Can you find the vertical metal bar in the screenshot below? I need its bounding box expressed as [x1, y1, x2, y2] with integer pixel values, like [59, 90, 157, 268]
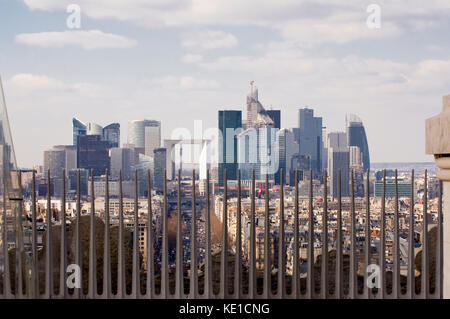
[393, 170, 400, 298]
[422, 170, 429, 298]
[379, 170, 386, 299]
[350, 170, 357, 299]
[15, 171, 24, 298]
[161, 169, 169, 298]
[263, 172, 270, 298]
[220, 169, 228, 298]
[45, 170, 53, 298]
[293, 170, 299, 299]
[437, 180, 443, 298]
[336, 169, 343, 299]
[408, 170, 415, 298]
[132, 170, 140, 298]
[75, 170, 82, 298]
[59, 170, 67, 298]
[176, 170, 183, 298]
[146, 170, 154, 299]
[31, 171, 38, 298]
[117, 171, 125, 298]
[365, 170, 371, 299]
[190, 170, 198, 298]
[103, 170, 111, 299]
[278, 169, 285, 298]
[1, 166, 9, 298]
[88, 169, 96, 299]
[204, 170, 212, 298]
[249, 170, 256, 298]
[234, 170, 242, 299]
[307, 170, 314, 299]
[321, 169, 328, 299]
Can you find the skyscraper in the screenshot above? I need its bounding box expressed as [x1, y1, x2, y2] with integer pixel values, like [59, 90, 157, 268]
[110, 147, 135, 180]
[144, 125, 161, 157]
[72, 118, 87, 146]
[328, 132, 350, 198]
[266, 110, 281, 129]
[128, 119, 161, 149]
[346, 114, 370, 172]
[295, 108, 323, 173]
[276, 129, 297, 185]
[103, 123, 120, 148]
[153, 148, 167, 190]
[43, 148, 66, 178]
[218, 110, 242, 186]
[77, 135, 110, 176]
[246, 83, 274, 129]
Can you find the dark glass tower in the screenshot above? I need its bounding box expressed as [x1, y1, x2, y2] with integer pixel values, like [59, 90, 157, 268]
[103, 123, 120, 148]
[73, 118, 87, 146]
[295, 108, 323, 173]
[218, 110, 242, 186]
[77, 135, 110, 176]
[266, 110, 281, 129]
[346, 114, 370, 172]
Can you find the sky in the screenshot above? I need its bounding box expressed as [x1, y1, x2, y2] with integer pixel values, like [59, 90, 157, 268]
[0, 0, 449, 168]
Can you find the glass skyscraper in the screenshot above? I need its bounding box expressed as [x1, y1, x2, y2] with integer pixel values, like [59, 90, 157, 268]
[103, 123, 120, 148]
[346, 114, 370, 172]
[77, 135, 110, 176]
[218, 110, 242, 186]
[295, 108, 323, 174]
[73, 118, 87, 146]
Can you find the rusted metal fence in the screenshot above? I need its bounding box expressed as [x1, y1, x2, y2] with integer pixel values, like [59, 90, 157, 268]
[0, 168, 443, 299]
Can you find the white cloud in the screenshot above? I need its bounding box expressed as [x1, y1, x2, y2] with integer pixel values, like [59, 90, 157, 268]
[15, 30, 138, 50]
[181, 30, 238, 50]
[181, 53, 203, 63]
[148, 75, 220, 90]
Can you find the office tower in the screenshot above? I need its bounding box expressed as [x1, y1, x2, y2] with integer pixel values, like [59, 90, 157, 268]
[103, 123, 120, 148]
[153, 148, 167, 190]
[87, 122, 103, 136]
[77, 135, 110, 176]
[68, 168, 89, 196]
[110, 147, 135, 180]
[128, 119, 161, 149]
[266, 110, 281, 129]
[73, 118, 87, 146]
[328, 132, 350, 198]
[349, 146, 362, 169]
[218, 110, 242, 186]
[322, 127, 328, 170]
[237, 125, 278, 181]
[52, 145, 77, 173]
[276, 129, 297, 185]
[346, 114, 370, 172]
[144, 125, 161, 157]
[43, 148, 66, 178]
[295, 108, 323, 173]
[246, 83, 274, 129]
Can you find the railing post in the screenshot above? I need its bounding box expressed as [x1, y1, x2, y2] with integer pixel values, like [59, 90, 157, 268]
[425, 94, 450, 298]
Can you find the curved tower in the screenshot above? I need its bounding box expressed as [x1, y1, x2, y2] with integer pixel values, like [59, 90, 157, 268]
[346, 114, 370, 172]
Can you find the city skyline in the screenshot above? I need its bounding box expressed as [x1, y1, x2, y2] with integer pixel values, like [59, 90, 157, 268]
[1, 1, 448, 167]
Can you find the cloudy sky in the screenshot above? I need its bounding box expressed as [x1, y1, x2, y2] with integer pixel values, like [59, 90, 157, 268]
[0, 0, 449, 168]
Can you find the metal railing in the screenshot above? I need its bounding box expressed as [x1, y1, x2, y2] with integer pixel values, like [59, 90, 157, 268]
[0, 168, 443, 299]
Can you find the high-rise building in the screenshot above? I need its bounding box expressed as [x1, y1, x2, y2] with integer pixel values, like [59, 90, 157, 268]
[276, 129, 297, 185]
[43, 148, 66, 178]
[110, 147, 135, 180]
[77, 135, 110, 176]
[246, 83, 274, 129]
[72, 118, 87, 146]
[295, 108, 323, 173]
[153, 148, 167, 190]
[103, 123, 120, 148]
[144, 125, 161, 157]
[87, 122, 103, 136]
[346, 114, 370, 172]
[128, 119, 161, 149]
[266, 110, 281, 129]
[218, 110, 242, 186]
[328, 132, 350, 198]
[349, 146, 362, 169]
